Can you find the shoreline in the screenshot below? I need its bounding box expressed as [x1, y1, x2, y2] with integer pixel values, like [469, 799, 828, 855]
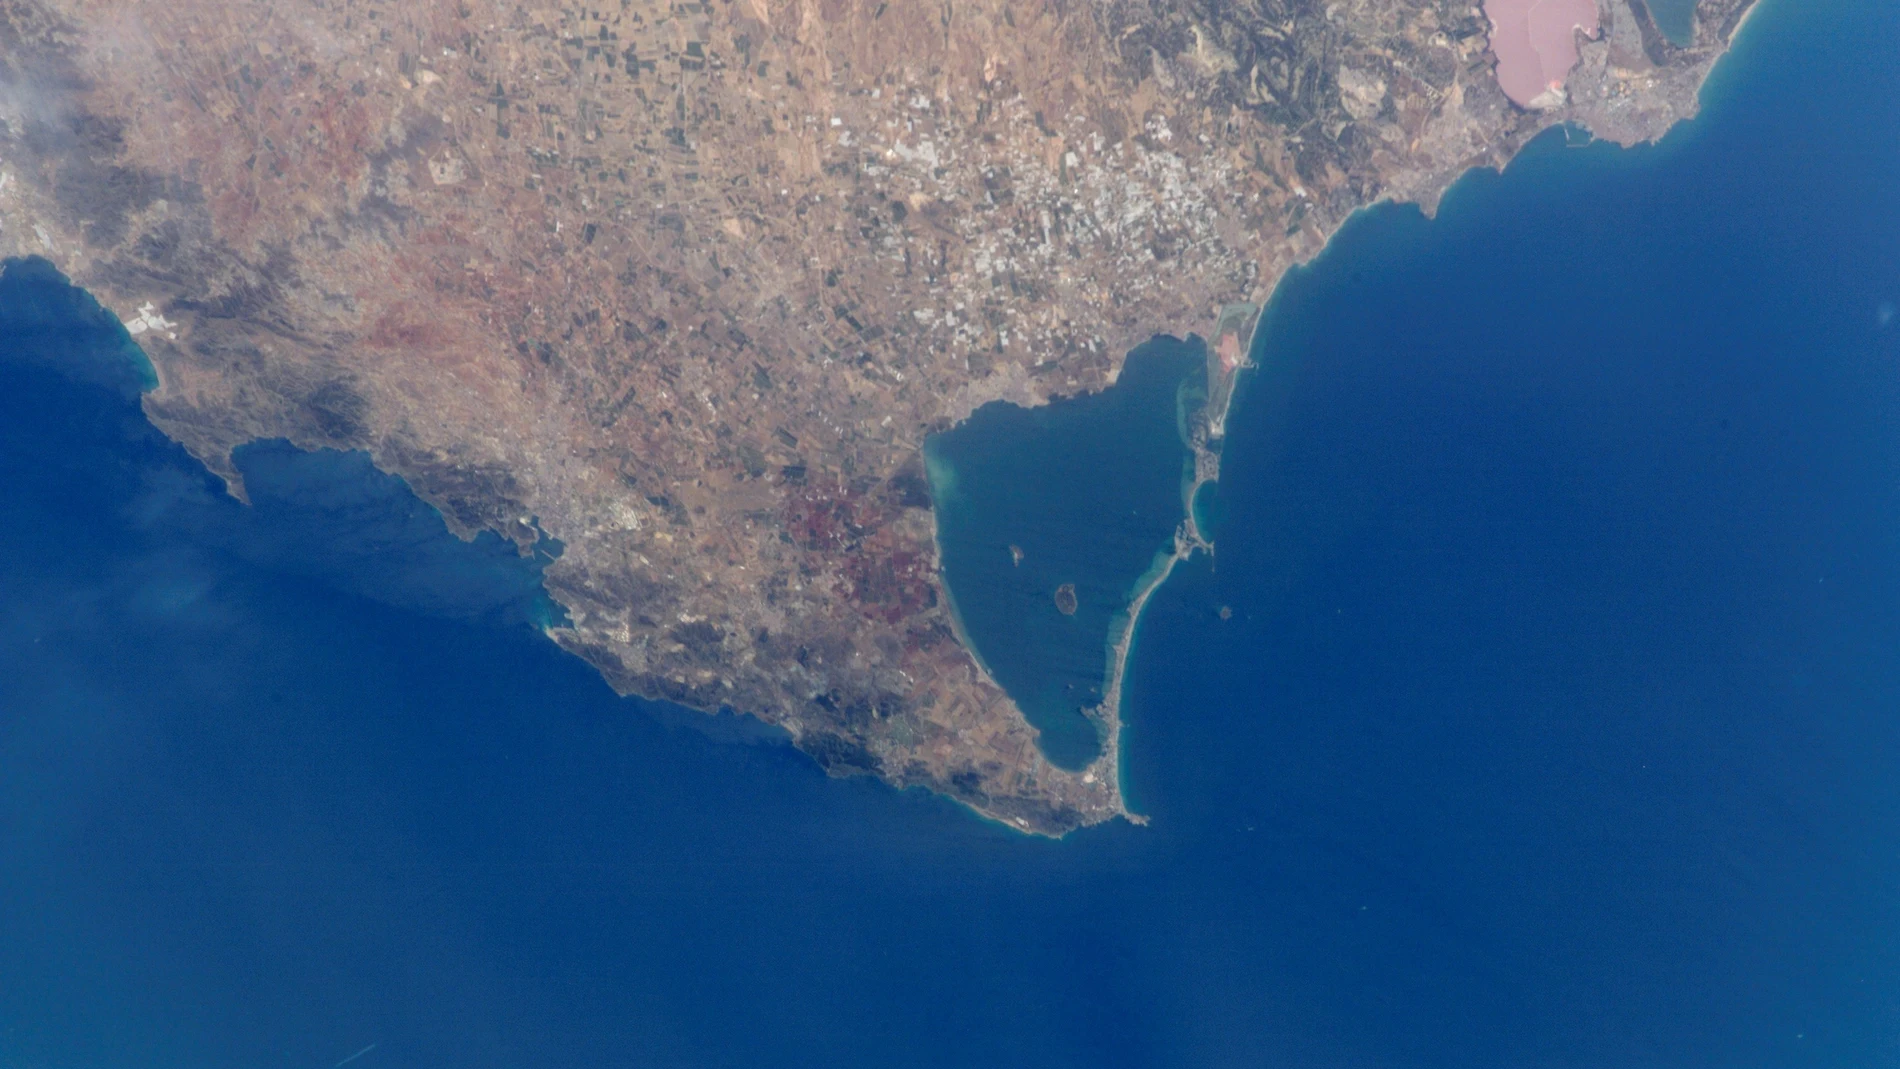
[1085, 303, 1260, 819]
[1078, 0, 1777, 823]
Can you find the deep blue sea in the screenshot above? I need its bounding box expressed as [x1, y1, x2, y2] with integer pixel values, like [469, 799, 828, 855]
[4, 0, 1898, 1064]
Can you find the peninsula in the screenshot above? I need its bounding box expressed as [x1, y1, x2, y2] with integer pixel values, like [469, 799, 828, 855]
[0, 0, 1755, 834]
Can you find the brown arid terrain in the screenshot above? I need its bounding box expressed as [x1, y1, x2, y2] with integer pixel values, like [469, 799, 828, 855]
[0, 0, 1754, 834]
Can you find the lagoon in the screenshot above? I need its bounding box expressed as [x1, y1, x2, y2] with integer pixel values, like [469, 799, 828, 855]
[925, 339, 1203, 769]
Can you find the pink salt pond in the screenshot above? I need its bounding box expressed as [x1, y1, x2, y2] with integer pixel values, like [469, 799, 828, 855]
[1484, 0, 1602, 108]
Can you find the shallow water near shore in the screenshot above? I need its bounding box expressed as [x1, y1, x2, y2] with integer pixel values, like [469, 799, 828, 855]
[4, 0, 1900, 1064]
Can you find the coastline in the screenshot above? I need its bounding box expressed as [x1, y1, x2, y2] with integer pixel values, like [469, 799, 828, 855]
[922, 341, 1204, 827]
[1075, 0, 1775, 827]
[4, 0, 1893, 1047]
[0, 0, 1763, 839]
[1087, 304, 1260, 818]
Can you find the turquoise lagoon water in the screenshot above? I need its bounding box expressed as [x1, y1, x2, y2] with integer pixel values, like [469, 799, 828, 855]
[4, 0, 1900, 1064]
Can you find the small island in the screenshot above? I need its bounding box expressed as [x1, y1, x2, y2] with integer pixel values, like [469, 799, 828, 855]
[1053, 584, 1078, 616]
